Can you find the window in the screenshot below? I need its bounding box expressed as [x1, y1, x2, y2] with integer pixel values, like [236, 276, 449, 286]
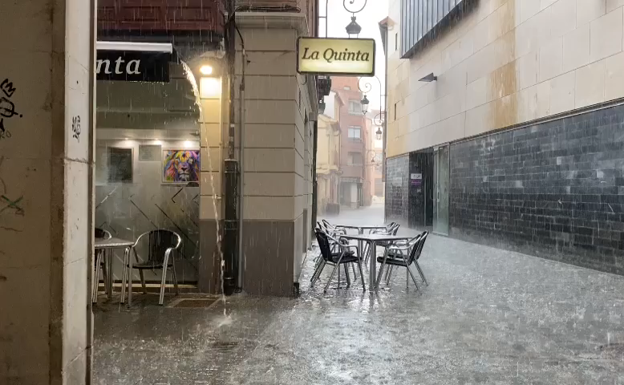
[348, 152, 363, 165]
[107, 147, 133, 183]
[401, 0, 466, 57]
[349, 100, 362, 115]
[348, 126, 361, 139]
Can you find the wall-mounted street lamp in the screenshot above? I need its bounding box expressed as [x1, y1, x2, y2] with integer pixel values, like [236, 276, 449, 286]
[346, 16, 362, 37]
[199, 65, 213, 75]
[358, 76, 386, 141]
[318, 99, 326, 114]
[360, 94, 370, 114]
[344, 0, 367, 38]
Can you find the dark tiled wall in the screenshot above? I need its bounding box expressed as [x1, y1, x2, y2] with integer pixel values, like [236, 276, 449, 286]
[450, 105, 624, 274]
[385, 155, 409, 224]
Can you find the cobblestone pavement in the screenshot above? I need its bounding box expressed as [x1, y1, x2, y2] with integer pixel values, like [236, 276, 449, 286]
[94, 204, 624, 384]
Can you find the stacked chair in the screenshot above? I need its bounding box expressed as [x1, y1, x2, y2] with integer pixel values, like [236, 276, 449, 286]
[312, 223, 365, 293]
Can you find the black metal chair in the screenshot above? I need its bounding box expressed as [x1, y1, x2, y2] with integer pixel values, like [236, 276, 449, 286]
[92, 228, 112, 302]
[321, 219, 346, 237]
[376, 231, 429, 290]
[121, 229, 182, 305]
[364, 223, 400, 264]
[311, 229, 365, 293]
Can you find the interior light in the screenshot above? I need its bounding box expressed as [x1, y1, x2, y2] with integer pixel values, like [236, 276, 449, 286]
[200, 65, 213, 75]
[200, 77, 222, 99]
[154, 139, 162, 145]
[184, 140, 195, 148]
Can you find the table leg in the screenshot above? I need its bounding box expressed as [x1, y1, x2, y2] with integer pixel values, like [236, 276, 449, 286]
[128, 250, 133, 307]
[369, 242, 377, 291]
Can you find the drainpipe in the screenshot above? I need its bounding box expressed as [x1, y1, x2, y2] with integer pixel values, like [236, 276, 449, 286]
[237, 37, 246, 291]
[311, 0, 321, 236]
[223, 0, 239, 295]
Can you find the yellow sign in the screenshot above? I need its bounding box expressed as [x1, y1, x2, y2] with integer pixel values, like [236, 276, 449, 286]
[297, 37, 376, 76]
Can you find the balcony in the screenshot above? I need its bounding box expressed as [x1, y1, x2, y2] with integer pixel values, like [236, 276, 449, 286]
[98, 0, 225, 35]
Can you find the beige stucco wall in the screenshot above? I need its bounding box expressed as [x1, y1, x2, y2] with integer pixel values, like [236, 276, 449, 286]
[1, 0, 93, 382]
[387, 0, 624, 158]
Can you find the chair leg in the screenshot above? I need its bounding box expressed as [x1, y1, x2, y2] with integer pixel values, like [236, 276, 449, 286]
[324, 263, 340, 293]
[311, 261, 326, 285]
[120, 265, 127, 304]
[101, 261, 108, 297]
[172, 257, 179, 295]
[376, 261, 387, 288]
[406, 265, 420, 291]
[159, 264, 169, 306]
[337, 263, 341, 288]
[415, 261, 428, 286]
[139, 270, 148, 294]
[343, 264, 351, 287]
[386, 266, 394, 286]
[92, 250, 103, 303]
[357, 259, 366, 291]
[351, 263, 358, 282]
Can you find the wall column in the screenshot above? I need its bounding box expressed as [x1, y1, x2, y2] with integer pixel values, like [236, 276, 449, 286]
[0, 0, 94, 383]
[235, 13, 312, 296]
[197, 65, 224, 293]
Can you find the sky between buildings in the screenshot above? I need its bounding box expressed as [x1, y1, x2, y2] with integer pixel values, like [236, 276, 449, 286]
[320, 0, 389, 110]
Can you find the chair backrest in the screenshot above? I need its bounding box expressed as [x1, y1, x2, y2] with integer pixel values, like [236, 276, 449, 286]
[390, 223, 400, 235]
[94, 228, 112, 240]
[414, 231, 428, 261]
[146, 230, 181, 263]
[315, 229, 334, 262]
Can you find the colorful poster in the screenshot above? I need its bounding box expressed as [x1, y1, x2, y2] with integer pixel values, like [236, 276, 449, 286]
[163, 150, 200, 183]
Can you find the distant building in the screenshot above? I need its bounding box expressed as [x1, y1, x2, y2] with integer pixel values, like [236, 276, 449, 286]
[316, 113, 342, 215]
[331, 77, 371, 208]
[366, 109, 385, 201]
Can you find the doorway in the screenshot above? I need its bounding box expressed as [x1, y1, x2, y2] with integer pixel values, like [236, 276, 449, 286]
[433, 145, 450, 235]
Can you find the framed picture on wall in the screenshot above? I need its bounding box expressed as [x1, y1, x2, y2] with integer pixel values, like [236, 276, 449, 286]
[162, 150, 200, 183]
[107, 147, 133, 183]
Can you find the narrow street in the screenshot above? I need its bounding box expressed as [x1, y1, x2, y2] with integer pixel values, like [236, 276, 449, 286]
[94, 204, 624, 384]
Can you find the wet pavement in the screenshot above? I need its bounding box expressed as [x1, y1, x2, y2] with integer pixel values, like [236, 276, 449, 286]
[94, 204, 624, 384]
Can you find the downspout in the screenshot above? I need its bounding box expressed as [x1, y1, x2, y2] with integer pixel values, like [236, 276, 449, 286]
[381, 23, 389, 223]
[223, 0, 239, 295]
[311, 0, 321, 234]
[237, 33, 246, 291]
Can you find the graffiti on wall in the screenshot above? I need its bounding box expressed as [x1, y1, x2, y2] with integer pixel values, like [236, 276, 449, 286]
[0, 78, 22, 140]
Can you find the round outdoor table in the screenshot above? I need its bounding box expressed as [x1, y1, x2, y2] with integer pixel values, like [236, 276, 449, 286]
[94, 237, 134, 301]
[334, 224, 388, 261]
[339, 233, 413, 291]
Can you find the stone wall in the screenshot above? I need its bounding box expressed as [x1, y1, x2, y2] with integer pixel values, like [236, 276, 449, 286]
[450, 104, 624, 275]
[385, 155, 410, 224]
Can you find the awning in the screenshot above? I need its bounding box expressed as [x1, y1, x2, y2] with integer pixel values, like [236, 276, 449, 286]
[96, 41, 201, 131]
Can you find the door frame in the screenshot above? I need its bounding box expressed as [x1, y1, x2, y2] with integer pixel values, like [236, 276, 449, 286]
[433, 144, 450, 236]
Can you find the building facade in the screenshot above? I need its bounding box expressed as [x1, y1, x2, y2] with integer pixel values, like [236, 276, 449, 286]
[366, 109, 385, 200]
[1, 1, 321, 382]
[386, 0, 624, 275]
[316, 114, 342, 215]
[331, 76, 371, 208]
